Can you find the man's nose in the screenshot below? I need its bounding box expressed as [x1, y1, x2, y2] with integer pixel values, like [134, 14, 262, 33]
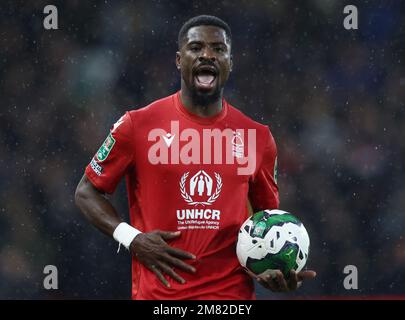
[198, 48, 216, 62]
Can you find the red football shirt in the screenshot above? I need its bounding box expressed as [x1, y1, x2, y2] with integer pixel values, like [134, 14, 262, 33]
[85, 91, 279, 300]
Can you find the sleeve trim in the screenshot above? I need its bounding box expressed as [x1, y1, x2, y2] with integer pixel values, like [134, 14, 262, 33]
[85, 162, 114, 194]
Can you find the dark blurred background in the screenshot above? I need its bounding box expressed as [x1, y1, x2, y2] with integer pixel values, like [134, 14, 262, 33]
[1, 0, 404, 299]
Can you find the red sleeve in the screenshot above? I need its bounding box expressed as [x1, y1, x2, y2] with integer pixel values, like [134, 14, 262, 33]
[248, 128, 279, 212]
[85, 112, 134, 194]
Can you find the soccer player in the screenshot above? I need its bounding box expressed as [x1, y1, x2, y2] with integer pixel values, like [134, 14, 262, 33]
[75, 15, 316, 299]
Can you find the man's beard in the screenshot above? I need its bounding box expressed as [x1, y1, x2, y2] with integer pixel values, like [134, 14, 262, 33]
[187, 81, 222, 107]
[191, 89, 221, 107]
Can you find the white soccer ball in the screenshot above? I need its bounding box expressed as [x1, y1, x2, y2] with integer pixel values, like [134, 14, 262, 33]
[236, 209, 310, 276]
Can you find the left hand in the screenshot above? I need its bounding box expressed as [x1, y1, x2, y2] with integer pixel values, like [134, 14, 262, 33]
[246, 268, 317, 292]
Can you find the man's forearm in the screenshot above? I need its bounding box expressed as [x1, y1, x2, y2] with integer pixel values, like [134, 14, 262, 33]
[75, 174, 123, 237]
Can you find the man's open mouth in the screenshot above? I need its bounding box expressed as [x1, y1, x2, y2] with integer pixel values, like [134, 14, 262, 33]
[194, 66, 218, 90]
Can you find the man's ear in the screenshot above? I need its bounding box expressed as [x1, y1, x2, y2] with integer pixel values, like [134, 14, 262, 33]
[230, 54, 233, 72]
[176, 51, 181, 70]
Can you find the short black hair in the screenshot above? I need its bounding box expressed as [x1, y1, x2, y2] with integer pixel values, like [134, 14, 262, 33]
[178, 15, 232, 49]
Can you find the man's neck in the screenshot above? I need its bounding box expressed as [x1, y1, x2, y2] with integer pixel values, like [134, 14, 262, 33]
[180, 86, 223, 118]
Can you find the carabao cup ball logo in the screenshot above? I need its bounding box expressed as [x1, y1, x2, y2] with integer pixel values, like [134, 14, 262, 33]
[236, 209, 310, 277]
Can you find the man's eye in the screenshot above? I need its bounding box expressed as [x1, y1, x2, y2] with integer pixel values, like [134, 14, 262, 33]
[190, 46, 200, 52]
[214, 47, 225, 53]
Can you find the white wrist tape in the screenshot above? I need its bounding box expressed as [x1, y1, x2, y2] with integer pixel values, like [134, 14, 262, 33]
[113, 222, 142, 251]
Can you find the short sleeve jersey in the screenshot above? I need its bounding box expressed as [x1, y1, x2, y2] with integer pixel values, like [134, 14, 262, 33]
[85, 91, 279, 300]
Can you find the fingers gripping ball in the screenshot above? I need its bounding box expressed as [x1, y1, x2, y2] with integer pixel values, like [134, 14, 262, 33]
[236, 209, 310, 278]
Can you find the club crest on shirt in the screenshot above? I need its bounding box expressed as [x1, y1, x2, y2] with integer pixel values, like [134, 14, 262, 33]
[96, 133, 116, 162]
[232, 132, 244, 159]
